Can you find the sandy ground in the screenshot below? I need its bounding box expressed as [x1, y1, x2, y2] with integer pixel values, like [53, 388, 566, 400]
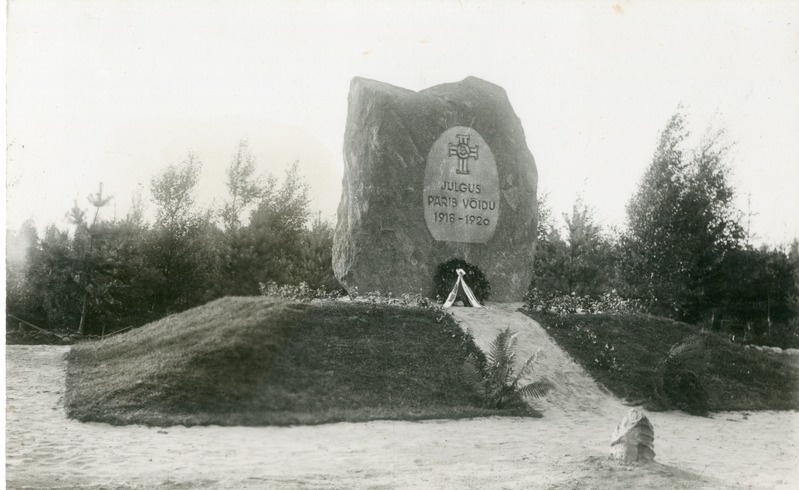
[6, 304, 799, 489]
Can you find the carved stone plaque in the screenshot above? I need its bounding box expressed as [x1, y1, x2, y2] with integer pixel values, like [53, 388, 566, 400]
[423, 126, 500, 243]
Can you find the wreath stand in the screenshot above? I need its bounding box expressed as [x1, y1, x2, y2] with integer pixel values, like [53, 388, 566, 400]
[442, 268, 483, 308]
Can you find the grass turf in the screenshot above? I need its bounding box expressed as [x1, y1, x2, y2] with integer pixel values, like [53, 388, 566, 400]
[65, 297, 538, 426]
[523, 311, 799, 412]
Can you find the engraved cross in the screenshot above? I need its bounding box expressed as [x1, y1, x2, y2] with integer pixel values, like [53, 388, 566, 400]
[449, 134, 479, 175]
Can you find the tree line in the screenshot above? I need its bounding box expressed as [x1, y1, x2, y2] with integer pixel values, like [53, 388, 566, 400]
[7, 112, 799, 345]
[6, 140, 339, 336]
[531, 111, 798, 346]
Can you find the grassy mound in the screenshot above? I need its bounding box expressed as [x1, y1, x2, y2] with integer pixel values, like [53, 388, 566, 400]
[523, 311, 799, 412]
[66, 297, 537, 426]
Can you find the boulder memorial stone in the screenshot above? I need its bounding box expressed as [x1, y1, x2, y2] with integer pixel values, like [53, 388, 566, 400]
[333, 77, 537, 301]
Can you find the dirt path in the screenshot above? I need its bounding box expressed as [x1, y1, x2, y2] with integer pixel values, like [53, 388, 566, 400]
[451, 304, 799, 485]
[450, 303, 622, 418]
[6, 306, 799, 489]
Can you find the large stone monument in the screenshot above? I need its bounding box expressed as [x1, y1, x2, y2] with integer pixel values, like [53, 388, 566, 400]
[333, 77, 537, 302]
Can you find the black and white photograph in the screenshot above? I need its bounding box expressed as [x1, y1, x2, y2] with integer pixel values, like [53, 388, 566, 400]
[5, 1, 799, 488]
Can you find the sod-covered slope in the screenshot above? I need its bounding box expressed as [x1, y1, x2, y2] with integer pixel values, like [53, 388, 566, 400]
[524, 311, 799, 411]
[66, 297, 533, 426]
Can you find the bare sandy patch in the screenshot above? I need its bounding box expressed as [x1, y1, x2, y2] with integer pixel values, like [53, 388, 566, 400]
[6, 305, 798, 488]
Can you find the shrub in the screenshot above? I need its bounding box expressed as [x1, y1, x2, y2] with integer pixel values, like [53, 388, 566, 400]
[562, 322, 623, 374]
[524, 288, 641, 316]
[258, 281, 343, 301]
[353, 289, 435, 308]
[434, 258, 491, 306]
[461, 328, 552, 409]
[261, 282, 438, 310]
[773, 318, 799, 349]
[659, 335, 709, 415]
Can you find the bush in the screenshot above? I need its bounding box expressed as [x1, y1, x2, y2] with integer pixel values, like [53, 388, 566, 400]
[260, 282, 437, 310]
[258, 281, 343, 302]
[772, 318, 799, 349]
[461, 328, 552, 409]
[346, 288, 436, 309]
[658, 335, 709, 415]
[524, 288, 641, 316]
[434, 258, 491, 306]
[713, 317, 799, 350]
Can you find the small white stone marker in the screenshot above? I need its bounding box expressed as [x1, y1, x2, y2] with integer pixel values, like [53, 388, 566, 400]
[610, 408, 655, 463]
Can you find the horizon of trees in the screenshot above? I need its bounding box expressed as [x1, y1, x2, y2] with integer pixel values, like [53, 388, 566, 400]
[7, 113, 799, 346]
[6, 139, 340, 336]
[531, 111, 798, 346]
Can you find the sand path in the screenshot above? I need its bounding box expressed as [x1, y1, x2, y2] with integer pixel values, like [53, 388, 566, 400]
[450, 303, 622, 417]
[6, 305, 799, 489]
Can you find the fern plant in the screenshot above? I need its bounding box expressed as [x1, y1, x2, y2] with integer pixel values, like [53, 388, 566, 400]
[462, 328, 553, 409]
[657, 334, 709, 415]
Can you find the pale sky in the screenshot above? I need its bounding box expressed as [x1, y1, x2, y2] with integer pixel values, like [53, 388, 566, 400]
[6, 0, 799, 246]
